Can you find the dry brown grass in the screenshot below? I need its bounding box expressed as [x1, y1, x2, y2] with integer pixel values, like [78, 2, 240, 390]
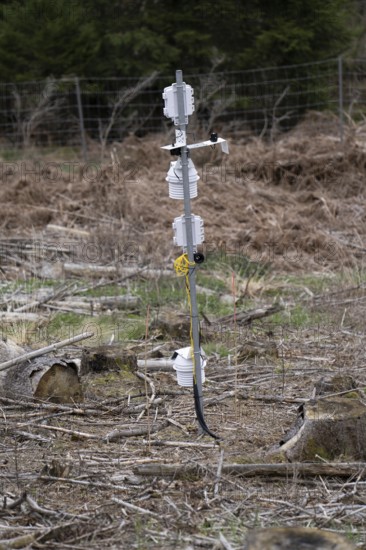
[1, 114, 366, 273]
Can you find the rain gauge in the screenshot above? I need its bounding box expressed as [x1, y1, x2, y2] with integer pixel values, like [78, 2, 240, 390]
[162, 70, 229, 438]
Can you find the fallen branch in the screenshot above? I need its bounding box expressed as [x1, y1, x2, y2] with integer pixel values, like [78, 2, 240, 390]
[134, 462, 366, 479]
[17, 422, 99, 440]
[135, 370, 156, 404]
[142, 439, 216, 449]
[0, 332, 94, 372]
[6, 419, 172, 443]
[214, 449, 225, 497]
[0, 312, 44, 322]
[25, 493, 90, 520]
[14, 283, 72, 313]
[219, 532, 234, 550]
[13, 430, 52, 443]
[112, 496, 158, 517]
[217, 304, 283, 325]
[105, 420, 169, 442]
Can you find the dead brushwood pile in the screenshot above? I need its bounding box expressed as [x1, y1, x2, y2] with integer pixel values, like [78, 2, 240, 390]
[2, 115, 366, 548]
[0, 113, 366, 273]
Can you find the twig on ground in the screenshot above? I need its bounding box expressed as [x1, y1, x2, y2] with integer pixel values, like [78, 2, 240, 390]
[214, 449, 225, 497]
[104, 421, 169, 442]
[112, 496, 158, 517]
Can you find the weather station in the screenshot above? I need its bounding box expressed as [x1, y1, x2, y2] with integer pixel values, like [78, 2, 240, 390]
[162, 70, 229, 438]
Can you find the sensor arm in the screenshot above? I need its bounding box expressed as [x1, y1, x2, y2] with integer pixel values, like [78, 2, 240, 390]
[161, 136, 229, 154]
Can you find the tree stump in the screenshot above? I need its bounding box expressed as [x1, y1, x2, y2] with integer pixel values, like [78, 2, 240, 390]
[150, 310, 191, 340]
[236, 339, 278, 361]
[313, 374, 360, 397]
[278, 396, 366, 462]
[243, 527, 355, 550]
[0, 339, 83, 403]
[2, 357, 82, 403]
[80, 345, 137, 375]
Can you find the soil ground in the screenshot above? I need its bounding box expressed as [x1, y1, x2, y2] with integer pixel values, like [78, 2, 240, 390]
[1, 114, 366, 548]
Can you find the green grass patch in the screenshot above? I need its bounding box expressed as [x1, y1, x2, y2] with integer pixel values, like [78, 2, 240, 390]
[203, 342, 230, 357]
[197, 292, 234, 317]
[44, 312, 146, 346]
[197, 273, 228, 292]
[269, 304, 330, 330]
[0, 277, 57, 296]
[203, 250, 268, 279]
[133, 276, 183, 308]
[78, 284, 128, 298]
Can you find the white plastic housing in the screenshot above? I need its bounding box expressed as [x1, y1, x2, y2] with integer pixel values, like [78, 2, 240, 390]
[172, 346, 206, 387]
[166, 157, 199, 199]
[162, 83, 194, 125]
[172, 214, 204, 249]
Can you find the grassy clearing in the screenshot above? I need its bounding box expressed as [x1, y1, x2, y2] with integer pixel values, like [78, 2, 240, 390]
[1, 265, 363, 352]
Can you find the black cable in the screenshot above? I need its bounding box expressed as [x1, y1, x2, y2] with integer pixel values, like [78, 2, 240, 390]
[185, 263, 220, 439]
[193, 382, 220, 440]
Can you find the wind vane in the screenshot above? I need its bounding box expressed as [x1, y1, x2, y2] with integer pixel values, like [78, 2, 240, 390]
[162, 70, 229, 438]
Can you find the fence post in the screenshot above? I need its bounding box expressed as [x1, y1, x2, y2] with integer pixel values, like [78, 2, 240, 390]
[338, 56, 344, 144]
[75, 77, 88, 162]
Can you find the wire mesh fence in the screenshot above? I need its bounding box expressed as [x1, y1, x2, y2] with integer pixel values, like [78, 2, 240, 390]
[0, 57, 364, 157]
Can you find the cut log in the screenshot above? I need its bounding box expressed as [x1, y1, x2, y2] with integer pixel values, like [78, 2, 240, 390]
[43, 295, 139, 312]
[243, 527, 355, 550]
[0, 338, 83, 403]
[277, 396, 366, 462]
[80, 345, 137, 375]
[2, 357, 82, 403]
[63, 263, 118, 278]
[105, 420, 169, 442]
[217, 304, 283, 325]
[133, 461, 366, 479]
[0, 312, 44, 322]
[96, 295, 140, 310]
[63, 263, 172, 279]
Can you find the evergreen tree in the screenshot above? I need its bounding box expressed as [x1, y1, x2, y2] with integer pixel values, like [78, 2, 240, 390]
[0, 0, 358, 80]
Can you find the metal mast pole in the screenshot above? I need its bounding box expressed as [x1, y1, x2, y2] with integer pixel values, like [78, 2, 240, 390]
[175, 69, 204, 417]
